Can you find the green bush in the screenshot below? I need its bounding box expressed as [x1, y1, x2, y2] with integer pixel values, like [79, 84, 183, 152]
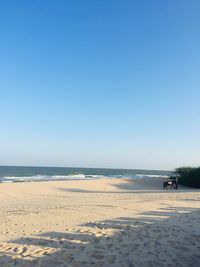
[176, 167, 200, 188]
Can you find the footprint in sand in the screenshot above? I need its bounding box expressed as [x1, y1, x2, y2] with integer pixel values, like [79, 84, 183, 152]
[107, 254, 116, 264]
[106, 243, 113, 249]
[91, 253, 105, 260]
[0, 243, 12, 251]
[33, 247, 55, 257]
[13, 246, 27, 256]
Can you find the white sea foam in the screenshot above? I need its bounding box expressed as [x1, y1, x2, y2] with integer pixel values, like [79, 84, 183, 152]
[2, 175, 50, 182]
[1, 174, 99, 183]
[0, 173, 170, 183]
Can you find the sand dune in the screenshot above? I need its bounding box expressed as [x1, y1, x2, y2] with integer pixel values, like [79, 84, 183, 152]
[0, 178, 200, 266]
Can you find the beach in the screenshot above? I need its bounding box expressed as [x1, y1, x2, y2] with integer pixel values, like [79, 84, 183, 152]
[0, 178, 200, 266]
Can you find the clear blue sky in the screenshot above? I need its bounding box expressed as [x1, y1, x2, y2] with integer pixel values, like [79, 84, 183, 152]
[0, 0, 200, 170]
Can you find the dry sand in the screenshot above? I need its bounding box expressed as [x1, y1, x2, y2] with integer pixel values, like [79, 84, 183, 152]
[0, 177, 200, 267]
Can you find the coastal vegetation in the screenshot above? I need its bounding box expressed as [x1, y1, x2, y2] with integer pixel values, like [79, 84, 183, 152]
[176, 167, 200, 188]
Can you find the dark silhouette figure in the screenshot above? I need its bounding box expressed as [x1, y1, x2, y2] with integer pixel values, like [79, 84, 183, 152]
[163, 179, 178, 190]
[163, 181, 172, 190]
[171, 180, 178, 190]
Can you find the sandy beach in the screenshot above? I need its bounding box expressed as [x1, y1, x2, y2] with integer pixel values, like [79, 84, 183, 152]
[0, 177, 200, 267]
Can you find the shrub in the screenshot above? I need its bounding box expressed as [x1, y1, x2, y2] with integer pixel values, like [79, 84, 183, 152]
[176, 167, 200, 188]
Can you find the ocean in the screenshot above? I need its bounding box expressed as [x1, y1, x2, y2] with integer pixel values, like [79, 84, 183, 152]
[0, 166, 173, 183]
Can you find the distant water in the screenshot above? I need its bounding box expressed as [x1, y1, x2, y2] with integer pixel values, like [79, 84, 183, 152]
[0, 166, 173, 183]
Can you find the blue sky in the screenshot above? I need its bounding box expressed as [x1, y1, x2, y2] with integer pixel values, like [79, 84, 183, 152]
[0, 0, 200, 170]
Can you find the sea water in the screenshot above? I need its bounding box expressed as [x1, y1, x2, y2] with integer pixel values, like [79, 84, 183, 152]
[0, 166, 173, 183]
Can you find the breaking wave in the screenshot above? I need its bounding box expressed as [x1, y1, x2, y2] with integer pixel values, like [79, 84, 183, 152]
[0, 172, 170, 183]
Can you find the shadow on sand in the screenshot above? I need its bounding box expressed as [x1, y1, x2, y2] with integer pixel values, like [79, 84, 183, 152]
[0, 205, 200, 266]
[56, 178, 200, 194]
